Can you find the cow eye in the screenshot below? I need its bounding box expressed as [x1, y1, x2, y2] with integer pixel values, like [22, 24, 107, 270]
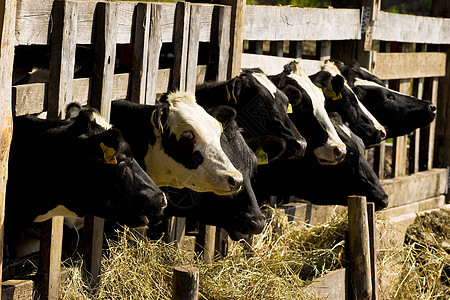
[385, 95, 395, 102]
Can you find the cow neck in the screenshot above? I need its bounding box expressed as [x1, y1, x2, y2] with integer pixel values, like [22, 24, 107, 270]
[196, 81, 237, 110]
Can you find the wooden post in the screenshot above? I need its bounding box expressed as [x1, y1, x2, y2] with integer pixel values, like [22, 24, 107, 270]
[145, 4, 163, 105]
[172, 266, 199, 300]
[270, 41, 283, 57]
[0, 0, 16, 293]
[84, 2, 118, 286]
[172, 2, 190, 92]
[347, 196, 372, 300]
[289, 41, 302, 58]
[249, 40, 263, 55]
[367, 202, 378, 300]
[185, 4, 202, 92]
[227, 0, 245, 78]
[208, 5, 231, 82]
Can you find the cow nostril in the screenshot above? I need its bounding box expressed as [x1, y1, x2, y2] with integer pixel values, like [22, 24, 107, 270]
[228, 176, 236, 187]
[379, 130, 386, 140]
[429, 104, 437, 113]
[161, 192, 168, 209]
[333, 147, 346, 160]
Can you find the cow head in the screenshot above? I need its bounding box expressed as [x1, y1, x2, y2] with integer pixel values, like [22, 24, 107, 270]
[162, 105, 266, 241]
[317, 60, 386, 148]
[333, 60, 436, 138]
[269, 61, 347, 165]
[37, 103, 167, 228]
[196, 69, 307, 162]
[145, 91, 243, 195]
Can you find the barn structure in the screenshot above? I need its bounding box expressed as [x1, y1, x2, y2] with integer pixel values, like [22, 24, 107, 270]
[0, 0, 450, 299]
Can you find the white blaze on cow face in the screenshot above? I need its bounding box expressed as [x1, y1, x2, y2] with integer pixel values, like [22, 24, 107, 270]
[288, 62, 346, 165]
[252, 72, 277, 98]
[146, 91, 243, 195]
[322, 61, 386, 136]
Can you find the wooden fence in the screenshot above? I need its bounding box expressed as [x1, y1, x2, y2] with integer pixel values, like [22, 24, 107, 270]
[0, 0, 449, 299]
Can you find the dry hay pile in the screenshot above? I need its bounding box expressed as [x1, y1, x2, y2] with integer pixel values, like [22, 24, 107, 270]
[377, 209, 450, 299]
[60, 207, 347, 299]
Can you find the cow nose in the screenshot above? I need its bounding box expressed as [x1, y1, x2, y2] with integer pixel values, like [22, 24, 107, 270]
[294, 139, 307, 157]
[228, 174, 243, 192]
[161, 192, 168, 210]
[245, 215, 266, 234]
[333, 147, 346, 161]
[429, 104, 437, 113]
[379, 129, 386, 140]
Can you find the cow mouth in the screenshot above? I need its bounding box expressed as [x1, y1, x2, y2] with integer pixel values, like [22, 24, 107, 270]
[138, 215, 150, 226]
[317, 158, 342, 165]
[232, 230, 250, 240]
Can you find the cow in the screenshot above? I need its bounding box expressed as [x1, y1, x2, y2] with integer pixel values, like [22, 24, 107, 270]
[252, 112, 388, 211]
[162, 105, 266, 240]
[195, 68, 307, 162]
[268, 60, 347, 165]
[312, 60, 387, 148]
[330, 60, 436, 138]
[110, 91, 243, 195]
[5, 105, 168, 256]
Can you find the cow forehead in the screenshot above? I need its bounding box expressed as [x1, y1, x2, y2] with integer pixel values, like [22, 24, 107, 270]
[287, 73, 324, 103]
[91, 111, 112, 129]
[354, 78, 383, 88]
[251, 72, 277, 98]
[321, 61, 341, 77]
[167, 100, 222, 139]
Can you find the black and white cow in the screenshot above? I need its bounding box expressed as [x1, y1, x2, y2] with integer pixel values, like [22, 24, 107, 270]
[252, 112, 388, 211]
[313, 60, 387, 148]
[162, 106, 266, 240]
[331, 60, 436, 138]
[195, 69, 307, 162]
[110, 91, 243, 195]
[6, 106, 167, 237]
[268, 61, 347, 165]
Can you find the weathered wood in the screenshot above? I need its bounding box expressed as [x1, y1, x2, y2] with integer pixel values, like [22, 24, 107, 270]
[419, 78, 439, 170]
[270, 41, 283, 57]
[367, 202, 378, 300]
[381, 168, 447, 208]
[319, 41, 331, 61]
[372, 142, 386, 179]
[208, 5, 231, 81]
[2, 279, 34, 299]
[185, 4, 202, 92]
[244, 6, 360, 41]
[305, 268, 348, 300]
[0, 0, 16, 292]
[227, 0, 246, 78]
[198, 224, 216, 263]
[47, 0, 77, 119]
[377, 195, 445, 220]
[347, 195, 372, 300]
[172, 2, 190, 92]
[172, 266, 199, 300]
[241, 53, 322, 75]
[372, 11, 450, 45]
[37, 216, 64, 300]
[249, 40, 264, 55]
[289, 41, 302, 58]
[166, 217, 186, 246]
[144, 4, 163, 105]
[90, 2, 117, 121]
[130, 3, 150, 104]
[373, 52, 446, 80]
[82, 215, 104, 286]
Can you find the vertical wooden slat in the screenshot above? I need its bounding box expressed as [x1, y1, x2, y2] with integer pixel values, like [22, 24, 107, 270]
[270, 41, 283, 57]
[85, 1, 118, 286]
[367, 202, 378, 300]
[172, 2, 190, 92]
[348, 195, 372, 300]
[47, 0, 77, 119]
[227, 0, 246, 78]
[289, 41, 302, 58]
[131, 3, 150, 104]
[145, 4, 163, 105]
[166, 217, 186, 247]
[248, 40, 263, 55]
[210, 5, 231, 81]
[372, 142, 385, 179]
[185, 4, 202, 92]
[420, 78, 439, 170]
[319, 41, 331, 61]
[172, 266, 199, 300]
[0, 0, 16, 294]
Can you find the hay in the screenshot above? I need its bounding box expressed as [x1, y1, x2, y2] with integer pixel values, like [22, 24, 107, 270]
[377, 209, 450, 299]
[60, 207, 348, 299]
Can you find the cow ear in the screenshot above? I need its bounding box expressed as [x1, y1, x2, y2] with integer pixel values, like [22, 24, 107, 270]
[151, 101, 169, 133]
[309, 71, 332, 90]
[330, 74, 345, 95]
[225, 76, 241, 104]
[208, 105, 237, 127]
[89, 129, 121, 164]
[65, 102, 82, 119]
[282, 85, 302, 107]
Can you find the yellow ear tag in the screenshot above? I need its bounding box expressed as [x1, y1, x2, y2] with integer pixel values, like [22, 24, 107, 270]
[255, 147, 269, 165]
[225, 85, 237, 104]
[100, 142, 117, 165]
[324, 84, 342, 101]
[286, 103, 293, 114]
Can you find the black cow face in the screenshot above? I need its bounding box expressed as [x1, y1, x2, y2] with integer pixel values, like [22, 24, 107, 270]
[352, 81, 436, 138]
[65, 104, 167, 227]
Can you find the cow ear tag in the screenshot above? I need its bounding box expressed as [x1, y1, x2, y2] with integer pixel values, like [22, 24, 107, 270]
[100, 142, 117, 164]
[225, 85, 237, 104]
[255, 147, 269, 165]
[324, 84, 343, 101]
[286, 103, 293, 114]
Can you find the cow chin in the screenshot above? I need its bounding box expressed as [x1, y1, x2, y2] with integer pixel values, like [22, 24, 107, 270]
[230, 230, 250, 241]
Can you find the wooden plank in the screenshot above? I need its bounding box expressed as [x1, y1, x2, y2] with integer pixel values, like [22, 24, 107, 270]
[372, 11, 450, 44]
[241, 53, 322, 75]
[305, 268, 348, 300]
[82, 215, 105, 287]
[367, 203, 378, 300]
[47, 0, 77, 119]
[373, 52, 446, 79]
[249, 40, 264, 55]
[90, 2, 117, 121]
[2, 279, 34, 299]
[208, 5, 231, 81]
[381, 168, 447, 208]
[227, 0, 246, 78]
[166, 217, 186, 246]
[347, 196, 372, 300]
[244, 6, 360, 41]
[377, 195, 445, 220]
[270, 41, 283, 57]
[372, 142, 386, 179]
[289, 41, 302, 58]
[37, 216, 64, 300]
[172, 2, 190, 92]
[172, 266, 199, 300]
[185, 4, 202, 92]
[319, 41, 331, 61]
[144, 4, 163, 105]
[0, 0, 16, 292]
[130, 3, 150, 104]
